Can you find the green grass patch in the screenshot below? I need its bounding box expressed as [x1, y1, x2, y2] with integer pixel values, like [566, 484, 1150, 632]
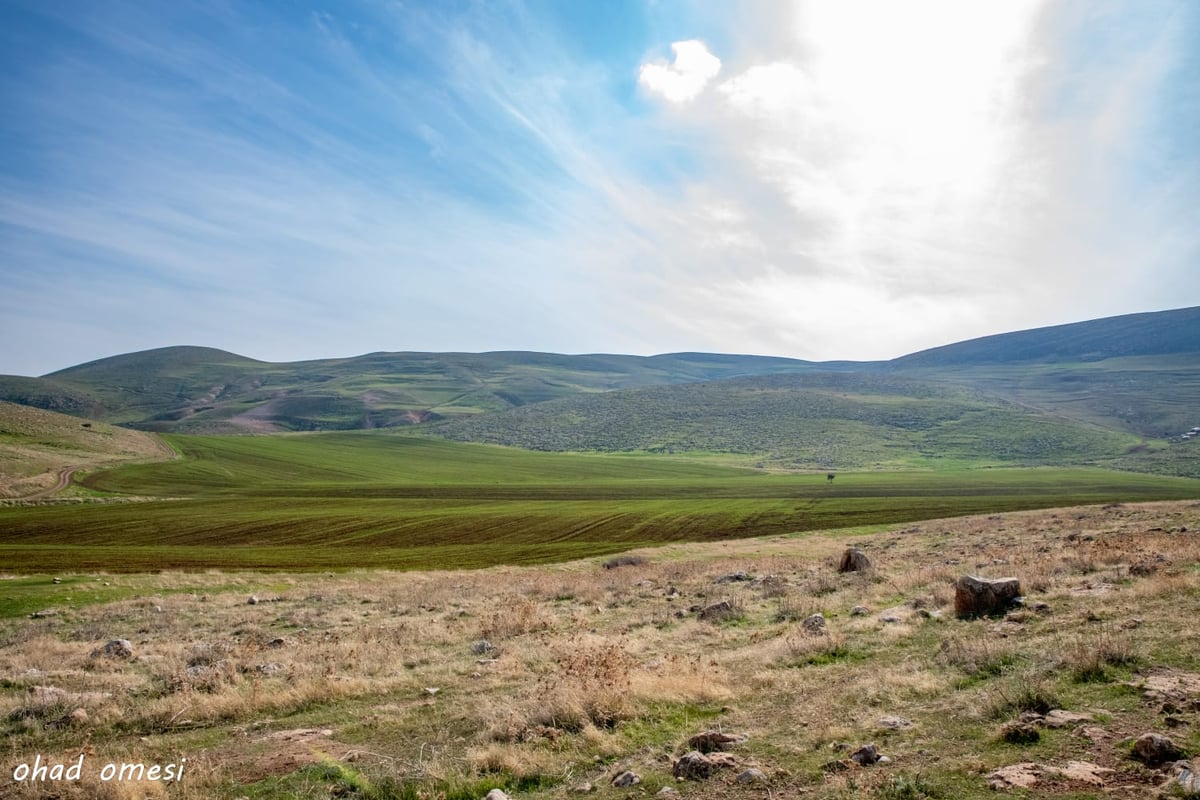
[0, 434, 1195, 575]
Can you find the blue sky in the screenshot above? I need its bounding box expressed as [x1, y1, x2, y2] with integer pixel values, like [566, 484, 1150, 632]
[1, 0, 1197, 376]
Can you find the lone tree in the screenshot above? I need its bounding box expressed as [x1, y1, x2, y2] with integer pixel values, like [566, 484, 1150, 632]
[826, 473, 836, 483]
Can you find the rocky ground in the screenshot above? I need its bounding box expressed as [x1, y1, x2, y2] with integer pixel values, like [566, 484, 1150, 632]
[1, 500, 1199, 799]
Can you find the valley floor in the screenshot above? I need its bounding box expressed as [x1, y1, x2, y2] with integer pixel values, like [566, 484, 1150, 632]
[2, 501, 1199, 799]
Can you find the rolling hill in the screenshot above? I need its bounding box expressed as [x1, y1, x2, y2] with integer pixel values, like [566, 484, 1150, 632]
[0, 306, 1196, 473]
[0, 347, 820, 433]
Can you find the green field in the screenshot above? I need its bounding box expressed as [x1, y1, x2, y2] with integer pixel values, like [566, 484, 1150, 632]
[1, 433, 1197, 575]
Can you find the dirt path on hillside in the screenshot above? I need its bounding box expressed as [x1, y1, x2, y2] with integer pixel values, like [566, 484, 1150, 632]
[4, 432, 178, 502]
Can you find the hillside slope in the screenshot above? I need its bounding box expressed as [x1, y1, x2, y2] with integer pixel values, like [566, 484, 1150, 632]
[429, 372, 1142, 470]
[892, 305, 1200, 367]
[0, 349, 819, 432]
[0, 401, 171, 499]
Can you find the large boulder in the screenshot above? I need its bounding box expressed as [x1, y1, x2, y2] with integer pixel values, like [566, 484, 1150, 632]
[1132, 732, 1183, 766]
[954, 576, 1021, 618]
[838, 548, 872, 573]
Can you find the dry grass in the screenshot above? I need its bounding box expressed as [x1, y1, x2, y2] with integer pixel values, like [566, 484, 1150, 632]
[2, 500, 1199, 799]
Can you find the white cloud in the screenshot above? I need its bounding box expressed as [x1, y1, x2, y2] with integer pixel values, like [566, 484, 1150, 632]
[638, 40, 721, 104]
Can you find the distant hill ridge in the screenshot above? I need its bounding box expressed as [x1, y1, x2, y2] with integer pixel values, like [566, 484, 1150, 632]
[0, 306, 1196, 446]
[893, 306, 1200, 367]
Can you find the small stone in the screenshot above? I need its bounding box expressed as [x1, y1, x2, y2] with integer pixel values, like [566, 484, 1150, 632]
[877, 715, 913, 731]
[256, 663, 283, 675]
[611, 770, 640, 787]
[52, 577, 62, 584]
[850, 605, 869, 616]
[471, 640, 496, 655]
[247, 595, 259, 605]
[65, 708, 88, 726]
[673, 751, 736, 780]
[1000, 721, 1041, 744]
[1132, 732, 1182, 766]
[850, 744, 881, 765]
[688, 730, 748, 753]
[94, 639, 133, 659]
[29, 609, 59, 619]
[736, 768, 767, 784]
[698, 601, 735, 622]
[656, 788, 680, 798]
[423, 687, 440, 696]
[802, 613, 827, 635]
[572, 782, 594, 793]
[715, 571, 751, 583]
[483, 790, 510, 800]
[1043, 709, 1094, 728]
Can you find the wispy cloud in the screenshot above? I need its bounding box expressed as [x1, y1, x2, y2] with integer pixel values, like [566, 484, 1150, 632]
[0, 0, 1196, 374]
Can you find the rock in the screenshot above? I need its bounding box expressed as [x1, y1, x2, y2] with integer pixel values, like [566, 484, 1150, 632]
[1166, 760, 1200, 795]
[673, 751, 737, 779]
[849, 744, 882, 766]
[423, 687, 440, 696]
[698, 601, 735, 622]
[879, 614, 903, 624]
[838, 548, 872, 573]
[266, 637, 286, 648]
[471, 640, 496, 655]
[802, 613, 827, 635]
[736, 768, 767, 784]
[52, 577, 62, 584]
[65, 707, 88, 726]
[1000, 721, 1041, 744]
[1132, 732, 1183, 766]
[483, 790, 510, 800]
[28, 685, 69, 704]
[877, 715, 913, 731]
[1077, 726, 1110, 743]
[850, 605, 870, 616]
[987, 762, 1041, 790]
[610, 770, 640, 787]
[572, 782, 594, 793]
[656, 788, 680, 798]
[953, 575, 1022, 618]
[688, 730, 748, 753]
[29, 609, 59, 619]
[93, 639, 133, 659]
[715, 571, 751, 583]
[1043, 709, 1094, 728]
[1054, 761, 1113, 786]
[256, 663, 283, 675]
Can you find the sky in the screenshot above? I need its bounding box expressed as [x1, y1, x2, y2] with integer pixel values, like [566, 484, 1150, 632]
[1, 0, 1198, 376]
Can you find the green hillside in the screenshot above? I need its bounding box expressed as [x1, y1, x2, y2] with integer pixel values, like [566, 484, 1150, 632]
[429, 372, 1144, 470]
[0, 348, 818, 432]
[0, 308, 1195, 475]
